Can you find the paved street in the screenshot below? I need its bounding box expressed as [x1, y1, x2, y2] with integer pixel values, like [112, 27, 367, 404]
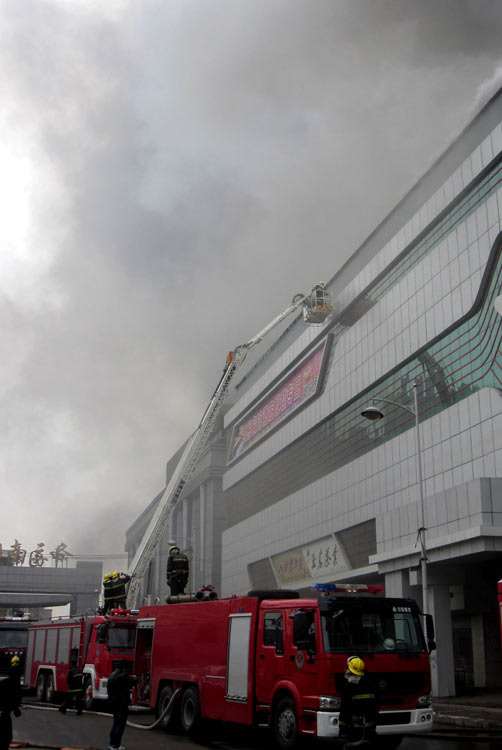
[10, 704, 501, 750]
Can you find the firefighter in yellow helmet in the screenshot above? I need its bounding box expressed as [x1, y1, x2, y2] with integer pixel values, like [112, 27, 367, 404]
[110, 571, 130, 609]
[338, 656, 378, 745]
[166, 544, 189, 596]
[0, 656, 22, 748]
[103, 573, 114, 613]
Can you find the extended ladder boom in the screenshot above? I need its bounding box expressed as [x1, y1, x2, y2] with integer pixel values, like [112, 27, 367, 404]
[126, 284, 332, 608]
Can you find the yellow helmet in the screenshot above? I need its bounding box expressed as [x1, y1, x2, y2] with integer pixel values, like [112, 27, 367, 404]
[11, 656, 20, 666]
[112, 571, 119, 578]
[348, 656, 365, 676]
[104, 573, 111, 581]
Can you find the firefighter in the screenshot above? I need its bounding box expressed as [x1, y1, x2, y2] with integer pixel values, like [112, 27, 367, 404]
[0, 658, 22, 750]
[106, 659, 137, 750]
[103, 573, 114, 613]
[338, 656, 378, 745]
[9, 656, 21, 695]
[58, 660, 84, 715]
[111, 571, 130, 609]
[166, 545, 189, 595]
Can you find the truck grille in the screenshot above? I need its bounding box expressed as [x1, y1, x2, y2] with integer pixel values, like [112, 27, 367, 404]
[335, 671, 425, 699]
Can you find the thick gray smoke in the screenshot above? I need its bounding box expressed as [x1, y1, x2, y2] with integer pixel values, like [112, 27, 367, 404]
[0, 0, 501, 556]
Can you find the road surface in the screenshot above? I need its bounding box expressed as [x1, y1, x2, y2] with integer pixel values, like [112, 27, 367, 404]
[11, 704, 501, 750]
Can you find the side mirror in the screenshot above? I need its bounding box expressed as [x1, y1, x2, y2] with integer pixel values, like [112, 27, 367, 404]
[425, 614, 436, 652]
[97, 623, 107, 644]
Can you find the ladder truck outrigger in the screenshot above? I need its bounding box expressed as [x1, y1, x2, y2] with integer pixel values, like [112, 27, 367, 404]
[125, 283, 333, 609]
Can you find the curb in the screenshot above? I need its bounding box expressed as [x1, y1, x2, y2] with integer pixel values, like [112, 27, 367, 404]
[433, 703, 502, 730]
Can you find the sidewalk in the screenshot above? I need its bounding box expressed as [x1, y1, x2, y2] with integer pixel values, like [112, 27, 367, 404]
[433, 689, 502, 730]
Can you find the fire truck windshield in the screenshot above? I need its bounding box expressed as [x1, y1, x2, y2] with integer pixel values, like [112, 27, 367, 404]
[107, 627, 136, 650]
[0, 629, 28, 648]
[320, 599, 426, 655]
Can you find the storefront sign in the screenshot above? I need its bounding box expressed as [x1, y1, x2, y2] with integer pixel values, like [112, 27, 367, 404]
[228, 336, 331, 462]
[271, 534, 350, 588]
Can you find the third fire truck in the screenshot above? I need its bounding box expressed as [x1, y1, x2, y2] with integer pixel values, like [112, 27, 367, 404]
[0, 613, 37, 685]
[133, 586, 435, 749]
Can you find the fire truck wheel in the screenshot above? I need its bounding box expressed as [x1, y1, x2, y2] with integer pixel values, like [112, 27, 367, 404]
[273, 696, 298, 750]
[180, 686, 201, 735]
[83, 677, 95, 710]
[45, 674, 55, 703]
[158, 685, 179, 731]
[36, 673, 46, 702]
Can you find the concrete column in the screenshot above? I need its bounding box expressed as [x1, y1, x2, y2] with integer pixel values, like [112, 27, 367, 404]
[471, 614, 486, 688]
[182, 500, 190, 590]
[428, 584, 456, 697]
[384, 570, 414, 599]
[200, 484, 206, 576]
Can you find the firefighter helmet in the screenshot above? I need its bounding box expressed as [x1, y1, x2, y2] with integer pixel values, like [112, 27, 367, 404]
[169, 545, 180, 553]
[348, 657, 365, 676]
[112, 571, 119, 579]
[103, 573, 111, 581]
[11, 656, 20, 666]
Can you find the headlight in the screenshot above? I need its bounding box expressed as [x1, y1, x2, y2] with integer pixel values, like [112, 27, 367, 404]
[319, 695, 341, 710]
[417, 693, 432, 707]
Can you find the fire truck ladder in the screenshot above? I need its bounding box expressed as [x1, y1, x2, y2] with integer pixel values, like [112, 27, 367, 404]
[126, 284, 333, 609]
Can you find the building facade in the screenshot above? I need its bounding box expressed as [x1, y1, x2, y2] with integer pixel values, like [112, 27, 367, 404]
[127, 89, 502, 697]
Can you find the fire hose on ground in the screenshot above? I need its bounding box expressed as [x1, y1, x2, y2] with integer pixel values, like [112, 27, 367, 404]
[126, 687, 180, 729]
[22, 687, 180, 731]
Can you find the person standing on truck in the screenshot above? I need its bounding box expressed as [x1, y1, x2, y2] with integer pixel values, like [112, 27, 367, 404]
[0, 660, 22, 750]
[103, 573, 114, 612]
[166, 545, 189, 595]
[107, 659, 137, 750]
[338, 656, 378, 745]
[58, 660, 84, 715]
[111, 572, 130, 609]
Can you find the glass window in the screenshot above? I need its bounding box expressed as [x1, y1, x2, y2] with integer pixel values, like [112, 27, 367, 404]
[34, 629, 46, 662]
[0, 629, 28, 648]
[263, 612, 283, 652]
[57, 628, 71, 664]
[46, 629, 57, 662]
[107, 626, 136, 650]
[321, 600, 425, 655]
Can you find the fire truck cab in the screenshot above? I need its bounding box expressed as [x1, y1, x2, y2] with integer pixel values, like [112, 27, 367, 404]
[0, 613, 37, 685]
[25, 609, 137, 708]
[134, 589, 434, 749]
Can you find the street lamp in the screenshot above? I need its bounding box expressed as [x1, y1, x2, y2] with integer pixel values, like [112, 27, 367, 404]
[361, 382, 428, 614]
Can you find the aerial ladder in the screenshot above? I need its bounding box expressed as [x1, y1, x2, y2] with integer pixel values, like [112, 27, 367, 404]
[126, 283, 333, 608]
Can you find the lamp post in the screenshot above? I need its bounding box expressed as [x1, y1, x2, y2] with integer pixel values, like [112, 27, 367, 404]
[361, 382, 428, 614]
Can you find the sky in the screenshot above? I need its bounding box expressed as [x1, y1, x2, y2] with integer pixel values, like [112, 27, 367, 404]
[1, 0, 502, 564]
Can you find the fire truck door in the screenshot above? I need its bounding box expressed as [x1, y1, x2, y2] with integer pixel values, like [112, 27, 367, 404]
[224, 613, 254, 724]
[255, 610, 288, 706]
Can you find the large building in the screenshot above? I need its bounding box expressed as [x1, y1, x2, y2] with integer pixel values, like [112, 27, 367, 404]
[126, 88, 502, 697]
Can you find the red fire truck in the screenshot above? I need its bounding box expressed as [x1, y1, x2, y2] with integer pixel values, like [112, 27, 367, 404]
[133, 587, 435, 749]
[24, 608, 137, 708]
[0, 613, 37, 685]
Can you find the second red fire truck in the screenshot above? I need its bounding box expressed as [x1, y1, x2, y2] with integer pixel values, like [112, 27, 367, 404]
[133, 586, 435, 749]
[24, 609, 137, 708]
